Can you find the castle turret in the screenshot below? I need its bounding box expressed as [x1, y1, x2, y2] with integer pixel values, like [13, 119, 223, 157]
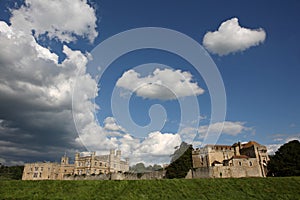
[110, 149, 115, 155]
[116, 150, 121, 158]
[61, 154, 69, 165]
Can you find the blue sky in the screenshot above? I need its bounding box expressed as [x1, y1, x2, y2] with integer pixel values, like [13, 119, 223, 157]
[0, 0, 299, 165]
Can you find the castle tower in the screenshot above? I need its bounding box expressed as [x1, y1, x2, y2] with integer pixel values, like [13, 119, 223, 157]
[61, 154, 69, 165]
[116, 150, 121, 158]
[109, 149, 116, 172]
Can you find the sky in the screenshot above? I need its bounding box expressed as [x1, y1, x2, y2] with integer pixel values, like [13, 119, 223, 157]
[0, 0, 299, 166]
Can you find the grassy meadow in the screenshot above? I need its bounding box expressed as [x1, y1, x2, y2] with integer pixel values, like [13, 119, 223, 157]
[0, 177, 299, 200]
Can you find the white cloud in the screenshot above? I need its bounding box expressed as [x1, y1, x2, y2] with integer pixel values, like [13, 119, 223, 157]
[103, 117, 126, 133]
[198, 121, 251, 136]
[10, 0, 98, 43]
[119, 131, 182, 165]
[136, 131, 181, 156]
[0, 19, 98, 159]
[267, 134, 300, 155]
[266, 144, 281, 155]
[0, 2, 183, 166]
[116, 68, 204, 100]
[178, 127, 198, 143]
[203, 18, 266, 56]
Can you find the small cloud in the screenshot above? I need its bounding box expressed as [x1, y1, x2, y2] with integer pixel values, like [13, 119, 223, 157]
[273, 138, 284, 142]
[203, 18, 266, 56]
[266, 144, 281, 155]
[267, 133, 300, 155]
[116, 68, 204, 100]
[198, 121, 252, 136]
[103, 117, 126, 133]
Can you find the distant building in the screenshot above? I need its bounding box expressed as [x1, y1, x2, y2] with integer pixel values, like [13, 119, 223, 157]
[22, 150, 129, 180]
[192, 141, 269, 178]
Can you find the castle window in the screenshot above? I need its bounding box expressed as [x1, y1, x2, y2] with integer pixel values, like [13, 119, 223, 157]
[41, 167, 43, 171]
[35, 167, 39, 171]
[95, 162, 97, 166]
[239, 162, 242, 166]
[249, 161, 253, 166]
[33, 173, 38, 178]
[100, 162, 102, 166]
[39, 173, 42, 178]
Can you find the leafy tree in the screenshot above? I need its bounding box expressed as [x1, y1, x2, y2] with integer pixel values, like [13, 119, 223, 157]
[267, 140, 300, 177]
[130, 162, 147, 173]
[165, 142, 193, 179]
[130, 163, 163, 173]
[0, 165, 24, 180]
[152, 164, 163, 171]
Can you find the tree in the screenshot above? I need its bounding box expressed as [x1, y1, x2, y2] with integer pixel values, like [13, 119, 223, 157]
[130, 162, 146, 173]
[267, 140, 300, 177]
[165, 142, 193, 179]
[0, 165, 24, 180]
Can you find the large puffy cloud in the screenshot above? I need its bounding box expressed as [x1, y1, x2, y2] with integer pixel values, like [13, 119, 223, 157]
[0, 17, 182, 165]
[116, 68, 204, 100]
[203, 18, 266, 56]
[0, 0, 199, 166]
[10, 0, 98, 43]
[118, 131, 182, 165]
[198, 121, 251, 136]
[0, 18, 97, 162]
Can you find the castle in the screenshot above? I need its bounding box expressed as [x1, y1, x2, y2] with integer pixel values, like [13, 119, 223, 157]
[191, 141, 269, 178]
[22, 149, 129, 180]
[22, 140, 270, 180]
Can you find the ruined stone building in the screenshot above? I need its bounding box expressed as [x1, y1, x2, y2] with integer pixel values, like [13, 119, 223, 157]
[192, 141, 269, 178]
[22, 149, 129, 180]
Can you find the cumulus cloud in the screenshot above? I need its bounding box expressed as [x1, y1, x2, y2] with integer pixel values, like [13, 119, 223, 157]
[0, 0, 98, 162]
[10, 0, 98, 42]
[116, 68, 204, 100]
[118, 131, 182, 165]
[0, 1, 191, 166]
[198, 121, 251, 136]
[203, 18, 266, 56]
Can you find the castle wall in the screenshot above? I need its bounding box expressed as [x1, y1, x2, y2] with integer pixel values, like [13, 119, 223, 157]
[192, 160, 262, 179]
[22, 162, 61, 180]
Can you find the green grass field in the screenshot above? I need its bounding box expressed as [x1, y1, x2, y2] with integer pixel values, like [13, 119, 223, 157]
[0, 177, 299, 200]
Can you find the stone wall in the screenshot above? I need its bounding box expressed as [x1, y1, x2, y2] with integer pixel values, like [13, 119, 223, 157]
[192, 164, 263, 179]
[63, 171, 166, 180]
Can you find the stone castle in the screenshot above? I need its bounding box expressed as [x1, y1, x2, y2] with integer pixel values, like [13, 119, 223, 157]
[22, 149, 129, 180]
[191, 141, 269, 178]
[22, 140, 269, 180]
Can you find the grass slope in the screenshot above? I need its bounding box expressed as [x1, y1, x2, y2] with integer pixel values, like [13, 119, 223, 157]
[0, 177, 299, 200]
